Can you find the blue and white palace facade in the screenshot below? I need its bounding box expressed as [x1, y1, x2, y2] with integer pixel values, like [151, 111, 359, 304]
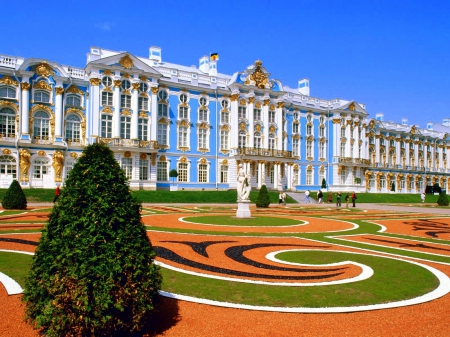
[0, 46, 449, 193]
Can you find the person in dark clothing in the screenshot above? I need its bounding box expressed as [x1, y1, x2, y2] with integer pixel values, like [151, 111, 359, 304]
[53, 185, 60, 203]
[336, 192, 342, 207]
[351, 191, 357, 207]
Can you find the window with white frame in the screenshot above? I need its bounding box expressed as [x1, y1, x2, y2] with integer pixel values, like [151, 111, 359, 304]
[139, 159, 148, 180]
[0, 86, 16, 99]
[293, 122, 299, 134]
[0, 155, 16, 179]
[358, 144, 362, 158]
[268, 134, 275, 150]
[319, 126, 325, 137]
[318, 170, 324, 185]
[254, 108, 261, 121]
[306, 124, 312, 136]
[65, 114, 81, 142]
[180, 93, 188, 104]
[341, 127, 346, 138]
[198, 128, 207, 149]
[198, 163, 208, 183]
[293, 138, 299, 156]
[138, 118, 148, 141]
[66, 94, 81, 107]
[120, 116, 131, 139]
[221, 99, 229, 109]
[138, 97, 149, 110]
[220, 164, 228, 183]
[221, 111, 229, 124]
[33, 158, 49, 179]
[121, 158, 133, 179]
[157, 161, 167, 181]
[65, 161, 73, 179]
[254, 132, 262, 148]
[199, 97, 207, 106]
[269, 109, 275, 123]
[102, 76, 112, 87]
[139, 82, 148, 92]
[157, 123, 167, 145]
[179, 105, 188, 119]
[121, 94, 131, 109]
[306, 140, 312, 158]
[238, 104, 246, 119]
[0, 107, 16, 137]
[178, 125, 188, 148]
[102, 92, 113, 106]
[238, 130, 246, 148]
[121, 80, 131, 90]
[340, 168, 346, 185]
[380, 176, 386, 189]
[319, 142, 325, 158]
[34, 91, 50, 103]
[400, 177, 405, 190]
[198, 108, 208, 122]
[33, 111, 50, 139]
[220, 130, 229, 150]
[101, 114, 112, 138]
[158, 90, 168, 117]
[178, 162, 188, 182]
[306, 169, 313, 185]
[340, 142, 346, 157]
[370, 175, 375, 189]
[270, 166, 274, 184]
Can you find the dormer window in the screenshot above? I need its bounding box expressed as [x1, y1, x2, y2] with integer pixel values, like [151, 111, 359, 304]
[0, 87, 16, 99]
[66, 94, 81, 107]
[34, 91, 50, 103]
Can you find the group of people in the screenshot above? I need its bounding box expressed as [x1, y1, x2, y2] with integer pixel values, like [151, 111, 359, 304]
[332, 191, 357, 207]
[278, 191, 287, 205]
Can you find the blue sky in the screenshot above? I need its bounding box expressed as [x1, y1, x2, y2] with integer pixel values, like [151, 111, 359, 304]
[3, 0, 450, 127]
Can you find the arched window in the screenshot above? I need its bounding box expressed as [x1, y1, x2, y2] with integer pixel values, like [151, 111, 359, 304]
[292, 138, 299, 156]
[177, 162, 188, 182]
[254, 132, 262, 149]
[269, 109, 275, 123]
[306, 140, 312, 157]
[268, 133, 275, 150]
[198, 163, 208, 183]
[157, 122, 168, 145]
[34, 91, 50, 103]
[198, 128, 207, 149]
[66, 94, 81, 107]
[0, 86, 16, 99]
[238, 130, 246, 148]
[65, 114, 81, 142]
[340, 142, 346, 157]
[0, 107, 16, 137]
[178, 125, 188, 148]
[121, 157, 132, 179]
[306, 168, 313, 185]
[0, 155, 16, 179]
[238, 103, 246, 119]
[33, 111, 50, 139]
[158, 90, 168, 117]
[220, 130, 229, 150]
[220, 164, 228, 183]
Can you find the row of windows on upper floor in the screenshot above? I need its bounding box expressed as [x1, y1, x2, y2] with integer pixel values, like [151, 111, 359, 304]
[1, 86, 83, 107]
[368, 136, 446, 151]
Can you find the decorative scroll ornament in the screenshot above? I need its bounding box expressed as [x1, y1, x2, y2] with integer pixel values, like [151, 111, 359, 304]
[0, 100, 18, 111]
[70, 152, 78, 158]
[0, 76, 18, 86]
[55, 87, 64, 95]
[140, 153, 147, 160]
[124, 151, 131, 158]
[180, 156, 187, 163]
[35, 62, 55, 77]
[348, 102, 356, 111]
[89, 78, 101, 86]
[132, 82, 140, 90]
[245, 60, 270, 89]
[2, 149, 11, 155]
[119, 54, 134, 69]
[200, 158, 207, 165]
[230, 93, 239, 101]
[151, 86, 159, 95]
[103, 69, 113, 76]
[52, 150, 64, 182]
[33, 80, 52, 91]
[21, 82, 31, 91]
[66, 85, 84, 95]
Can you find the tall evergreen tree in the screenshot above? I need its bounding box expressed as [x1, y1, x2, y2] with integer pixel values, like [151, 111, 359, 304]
[2, 179, 27, 209]
[23, 143, 162, 336]
[255, 184, 271, 207]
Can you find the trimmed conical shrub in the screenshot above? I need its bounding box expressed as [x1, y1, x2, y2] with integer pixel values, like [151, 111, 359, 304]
[23, 143, 162, 337]
[2, 179, 27, 209]
[256, 184, 271, 208]
[437, 192, 449, 206]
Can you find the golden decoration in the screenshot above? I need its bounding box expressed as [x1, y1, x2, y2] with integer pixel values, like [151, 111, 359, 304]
[140, 153, 147, 160]
[151, 87, 159, 95]
[159, 155, 166, 162]
[139, 112, 148, 118]
[121, 110, 131, 116]
[220, 125, 230, 131]
[222, 159, 228, 165]
[103, 87, 112, 93]
[230, 93, 239, 101]
[180, 156, 187, 163]
[239, 98, 247, 105]
[410, 125, 416, 134]
[101, 107, 113, 114]
[66, 85, 84, 95]
[2, 149, 11, 155]
[122, 73, 130, 79]
[269, 126, 276, 133]
[33, 80, 52, 91]
[140, 92, 148, 98]
[0, 100, 18, 111]
[35, 62, 55, 77]
[119, 55, 134, 69]
[132, 82, 140, 90]
[124, 151, 131, 158]
[200, 158, 207, 165]
[140, 75, 148, 82]
[0, 75, 18, 86]
[55, 87, 64, 95]
[263, 99, 270, 106]
[38, 150, 46, 156]
[103, 70, 112, 76]
[113, 80, 122, 88]
[19, 148, 31, 182]
[52, 150, 64, 182]
[179, 120, 189, 127]
[199, 122, 208, 129]
[248, 97, 255, 104]
[239, 122, 247, 130]
[348, 102, 356, 111]
[70, 152, 78, 158]
[255, 124, 261, 132]
[89, 78, 101, 86]
[245, 60, 269, 89]
[277, 102, 284, 109]
[269, 104, 275, 110]
[21, 82, 30, 91]
[122, 90, 131, 96]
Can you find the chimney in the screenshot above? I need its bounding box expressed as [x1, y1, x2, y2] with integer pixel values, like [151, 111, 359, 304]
[376, 113, 384, 121]
[199, 56, 209, 73]
[298, 78, 310, 96]
[209, 60, 217, 76]
[442, 118, 450, 127]
[426, 122, 433, 130]
[149, 46, 161, 63]
[401, 118, 408, 126]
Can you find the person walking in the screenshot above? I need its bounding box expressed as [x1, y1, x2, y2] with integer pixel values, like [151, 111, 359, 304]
[279, 191, 283, 205]
[351, 191, 357, 207]
[336, 192, 342, 207]
[345, 193, 350, 208]
[421, 192, 425, 203]
[305, 190, 311, 204]
[327, 192, 333, 203]
[53, 185, 60, 203]
[317, 190, 323, 204]
[281, 191, 287, 206]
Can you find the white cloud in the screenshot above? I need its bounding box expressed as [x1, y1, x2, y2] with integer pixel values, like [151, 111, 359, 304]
[95, 22, 113, 31]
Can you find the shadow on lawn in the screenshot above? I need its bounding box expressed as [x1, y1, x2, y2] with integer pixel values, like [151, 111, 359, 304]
[139, 296, 180, 336]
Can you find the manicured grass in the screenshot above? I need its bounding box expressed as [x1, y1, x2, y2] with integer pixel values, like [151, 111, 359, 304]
[182, 216, 304, 227]
[160, 250, 438, 307]
[310, 191, 441, 204]
[0, 252, 33, 287]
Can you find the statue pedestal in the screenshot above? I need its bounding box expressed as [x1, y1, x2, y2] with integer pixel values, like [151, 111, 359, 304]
[236, 200, 251, 218]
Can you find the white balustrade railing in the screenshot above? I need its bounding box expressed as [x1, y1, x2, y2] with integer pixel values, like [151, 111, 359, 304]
[0, 55, 17, 68]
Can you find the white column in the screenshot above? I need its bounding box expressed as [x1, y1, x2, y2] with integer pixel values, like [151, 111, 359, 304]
[113, 80, 121, 138]
[375, 137, 380, 163]
[273, 162, 279, 189]
[406, 142, 410, 166]
[89, 78, 100, 139]
[230, 93, 239, 150]
[150, 87, 158, 141]
[258, 161, 262, 188]
[261, 162, 266, 186]
[439, 146, 443, 170]
[20, 82, 30, 137]
[286, 164, 292, 190]
[247, 97, 254, 148]
[276, 102, 283, 151]
[262, 99, 270, 149]
[414, 142, 419, 167]
[131, 83, 139, 139]
[55, 85, 64, 140]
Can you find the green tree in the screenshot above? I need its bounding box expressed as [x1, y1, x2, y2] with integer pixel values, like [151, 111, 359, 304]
[169, 169, 178, 185]
[321, 178, 327, 189]
[437, 192, 449, 206]
[256, 184, 270, 208]
[2, 179, 27, 209]
[23, 143, 162, 337]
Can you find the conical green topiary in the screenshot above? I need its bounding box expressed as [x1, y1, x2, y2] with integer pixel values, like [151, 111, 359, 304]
[23, 143, 162, 337]
[255, 184, 271, 208]
[437, 192, 449, 206]
[2, 179, 27, 209]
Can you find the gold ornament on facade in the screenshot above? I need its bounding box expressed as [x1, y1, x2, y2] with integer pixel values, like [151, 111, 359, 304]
[200, 158, 207, 165]
[35, 62, 55, 77]
[124, 151, 131, 158]
[89, 78, 101, 86]
[70, 152, 78, 158]
[239, 98, 247, 105]
[220, 125, 230, 131]
[33, 80, 52, 91]
[140, 75, 148, 82]
[103, 70, 112, 76]
[52, 150, 64, 182]
[0, 100, 18, 111]
[239, 122, 247, 130]
[55, 87, 64, 95]
[255, 124, 262, 132]
[19, 148, 31, 182]
[150, 87, 159, 95]
[222, 159, 228, 165]
[255, 101, 261, 108]
[277, 102, 284, 109]
[21, 82, 31, 91]
[245, 60, 269, 89]
[247, 96, 255, 104]
[410, 125, 416, 134]
[122, 73, 131, 79]
[263, 99, 270, 106]
[113, 80, 122, 88]
[121, 109, 131, 116]
[66, 85, 84, 95]
[332, 119, 341, 124]
[230, 93, 239, 101]
[122, 89, 131, 95]
[132, 82, 140, 90]
[119, 54, 134, 69]
[0, 75, 18, 86]
[269, 126, 276, 133]
[103, 87, 112, 93]
[37, 150, 46, 156]
[139, 153, 147, 160]
[101, 107, 113, 114]
[2, 149, 11, 155]
[139, 112, 148, 118]
[348, 102, 356, 111]
[139, 92, 149, 98]
[180, 156, 187, 163]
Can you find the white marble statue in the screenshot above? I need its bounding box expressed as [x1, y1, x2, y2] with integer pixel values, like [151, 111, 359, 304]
[237, 164, 250, 201]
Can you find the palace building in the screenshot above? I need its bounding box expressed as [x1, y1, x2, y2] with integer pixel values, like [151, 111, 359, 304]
[0, 46, 449, 193]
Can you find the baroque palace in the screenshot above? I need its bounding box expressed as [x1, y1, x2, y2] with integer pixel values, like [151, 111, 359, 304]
[0, 46, 449, 193]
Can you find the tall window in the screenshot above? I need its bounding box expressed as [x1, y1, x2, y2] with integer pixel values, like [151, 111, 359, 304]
[65, 114, 81, 142]
[238, 104, 246, 119]
[120, 116, 131, 139]
[0, 107, 16, 137]
[178, 162, 188, 182]
[66, 94, 81, 107]
[270, 166, 274, 184]
[306, 125, 312, 136]
[340, 168, 346, 185]
[138, 97, 149, 110]
[121, 158, 133, 179]
[268, 134, 275, 150]
[306, 140, 312, 158]
[293, 138, 299, 156]
[178, 126, 188, 147]
[0, 155, 16, 179]
[220, 130, 229, 150]
[254, 132, 261, 148]
[121, 94, 131, 109]
[101, 114, 112, 138]
[157, 162, 167, 181]
[319, 126, 325, 137]
[238, 130, 246, 148]
[102, 92, 113, 106]
[34, 91, 50, 103]
[306, 169, 313, 185]
[158, 90, 168, 117]
[340, 143, 346, 157]
[0, 86, 16, 98]
[138, 118, 148, 141]
[33, 158, 49, 179]
[221, 111, 229, 124]
[121, 80, 131, 90]
[198, 108, 208, 122]
[157, 123, 167, 145]
[220, 165, 228, 183]
[139, 159, 148, 180]
[340, 127, 346, 138]
[268, 109, 275, 123]
[179, 105, 188, 119]
[318, 170, 324, 185]
[254, 108, 261, 121]
[33, 111, 50, 139]
[198, 164, 208, 183]
[319, 142, 325, 158]
[380, 176, 386, 189]
[198, 128, 207, 149]
[293, 122, 299, 134]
